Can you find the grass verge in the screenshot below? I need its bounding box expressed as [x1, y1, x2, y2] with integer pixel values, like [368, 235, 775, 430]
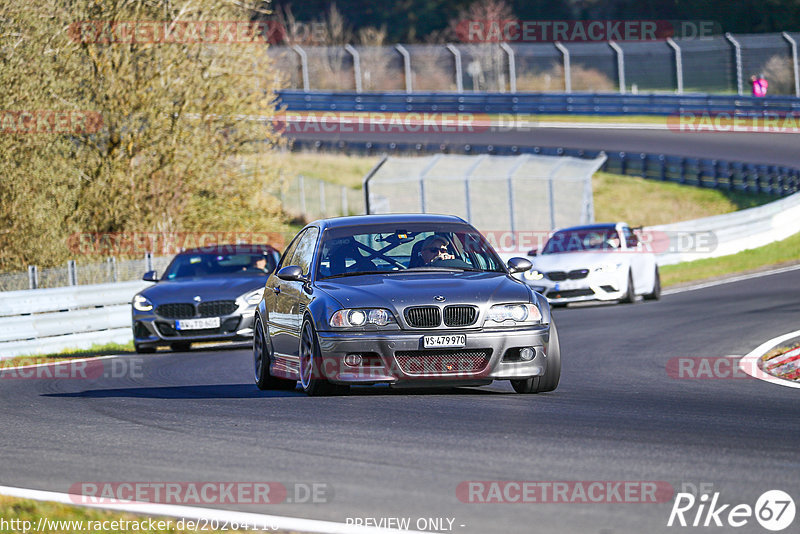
[661, 231, 800, 287]
[0, 495, 236, 533]
[0, 342, 134, 368]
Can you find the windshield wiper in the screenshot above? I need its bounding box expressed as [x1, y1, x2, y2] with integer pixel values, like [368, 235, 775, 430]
[322, 270, 388, 279]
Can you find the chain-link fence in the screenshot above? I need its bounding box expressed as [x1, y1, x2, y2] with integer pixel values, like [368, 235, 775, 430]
[268, 32, 800, 96]
[0, 256, 172, 292]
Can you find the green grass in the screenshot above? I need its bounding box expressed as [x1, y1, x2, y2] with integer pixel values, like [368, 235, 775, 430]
[1, 342, 134, 367]
[661, 231, 800, 287]
[0, 495, 236, 533]
[593, 171, 774, 227]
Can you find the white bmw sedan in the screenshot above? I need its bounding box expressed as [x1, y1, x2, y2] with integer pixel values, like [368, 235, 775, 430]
[520, 223, 660, 306]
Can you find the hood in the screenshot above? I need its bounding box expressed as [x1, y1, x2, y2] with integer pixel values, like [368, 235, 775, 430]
[315, 271, 532, 312]
[529, 251, 630, 272]
[139, 274, 266, 303]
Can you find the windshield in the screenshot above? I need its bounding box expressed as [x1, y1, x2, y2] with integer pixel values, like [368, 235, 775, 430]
[316, 223, 506, 279]
[542, 228, 621, 254]
[163, 252, 276, 280]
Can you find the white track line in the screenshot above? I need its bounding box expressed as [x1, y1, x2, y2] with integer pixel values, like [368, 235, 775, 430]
[0, 485, 424, 534]
[662, 263, 800, 296]
[738, 330, 800, 389]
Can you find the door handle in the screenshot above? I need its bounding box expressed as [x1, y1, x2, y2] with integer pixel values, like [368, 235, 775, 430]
[271, 286, 281, 294]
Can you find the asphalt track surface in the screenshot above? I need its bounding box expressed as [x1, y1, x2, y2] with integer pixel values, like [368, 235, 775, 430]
[289, 127, 800, 168]
[2, 269, 799, 533]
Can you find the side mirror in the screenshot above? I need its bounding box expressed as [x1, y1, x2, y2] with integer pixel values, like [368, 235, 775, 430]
[527, 249, 538, 257]
[277, 265, 306, 282]
[142, 270, 159, 282]
[507, 257, 533, 274]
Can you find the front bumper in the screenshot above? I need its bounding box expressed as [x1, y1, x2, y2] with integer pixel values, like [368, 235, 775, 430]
[525, 272, 627, 304]
[132, 308, 256, 348]
[315, 325, 551, 385]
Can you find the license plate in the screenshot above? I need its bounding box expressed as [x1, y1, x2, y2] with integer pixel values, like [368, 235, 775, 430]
[176, 317, 220, 330]
[423, 334, 466, 348]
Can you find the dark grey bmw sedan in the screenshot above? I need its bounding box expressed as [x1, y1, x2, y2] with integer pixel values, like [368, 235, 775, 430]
[254, 214, 560, 396]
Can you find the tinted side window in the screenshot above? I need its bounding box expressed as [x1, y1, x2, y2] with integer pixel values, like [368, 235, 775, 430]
[277, 230, 305, 271]
[291, 227, 320, 276]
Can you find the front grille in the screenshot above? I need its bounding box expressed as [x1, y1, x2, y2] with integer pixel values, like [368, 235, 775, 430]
[156, 303, 195, 319]
[547, 270, 588, 281]
[198, 300, 237, 317]
[395, 349, 491, 375]
[443, 305, 478, 327]
[404, 306, 441, 328]
[548, 288, 595, 299]
[568, 269, 589, 279]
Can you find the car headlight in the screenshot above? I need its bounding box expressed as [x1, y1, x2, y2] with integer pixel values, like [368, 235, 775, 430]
[132, 294, 153, 312]
[524, 269, 544, 281]
[486, 303, 542, 325]
[241, 288, 266, 306]
[594, 262, 624, 273]
[330, 308, 394, 328]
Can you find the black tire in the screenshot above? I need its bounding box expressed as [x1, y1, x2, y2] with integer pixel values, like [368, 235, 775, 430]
[134, 344, 156, 354]
[254, 319, 296, 391]
[170, 342, 191, 352]
[511, 320, 561, 394]
[620, 271, 636, 304]
[643, 266, 661, 301]
[299, 319, 348, 396]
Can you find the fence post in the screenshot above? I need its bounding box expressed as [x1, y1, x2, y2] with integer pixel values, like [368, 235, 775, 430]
[145, 252, 153, 273]
[292, 45, 310, 91]
[782, 32, 800, 97]
[608, 41, 626, 94]
[666, 37, 684, 94]
[725, 33, 743, 96]
[108, 257, 117, 283]
[362, 155, 389, 214]
[67, 260, 77, 286]
[445, 44, 463, 93]
[554, 42, 571, 93]
[28, 265, 38, 290]
[344, 44, 362, 93]
[500, 42, 516, 93]
[395, 44, 413, 93]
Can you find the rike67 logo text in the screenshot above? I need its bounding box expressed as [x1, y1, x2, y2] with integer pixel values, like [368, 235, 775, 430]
[668, 490, 795, 531]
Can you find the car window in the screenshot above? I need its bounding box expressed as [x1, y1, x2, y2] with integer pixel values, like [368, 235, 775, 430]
[316, 223, 505, 279]
[163, 252, 272, 279]
[277, 230, 305, 271]
[291, 227, 319, 276]
[542, 228, 620, 254]
[622, 226, 638, 248]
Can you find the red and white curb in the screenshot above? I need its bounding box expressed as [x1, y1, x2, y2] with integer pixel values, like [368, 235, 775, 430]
[738, 329, 800, 389]
[0, 485, 423, 534]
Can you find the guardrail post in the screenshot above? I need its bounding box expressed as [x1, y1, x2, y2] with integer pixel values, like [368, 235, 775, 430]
[67, 260, 77, 286]
[554, 42, 571, 93]
[782, 32, 800, 97]
[445, 44, 463, 93]
[145, 252, 153, 273]
[27, 265, 38, 290]
[344, 44, 362, 93]
[666, 38, 684, 94]
[107, 257, 117, 283]
[395, 44, 413, 93]
[725, 33, 743, 96]
[292, 45, 310, 91]
[500, 43, 516, 93]
[608, 41, 626, 94]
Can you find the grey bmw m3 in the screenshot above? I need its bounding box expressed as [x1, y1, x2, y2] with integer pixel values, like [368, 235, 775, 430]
[254, 214, 560, 395]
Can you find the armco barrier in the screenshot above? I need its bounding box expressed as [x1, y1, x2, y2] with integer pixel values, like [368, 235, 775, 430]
[0, 281, 150, 359]
[278, 90, 800, 117]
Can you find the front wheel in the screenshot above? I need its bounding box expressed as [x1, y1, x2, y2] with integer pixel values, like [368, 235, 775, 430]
[511, 320, 561, 394]
[620, 271, 636, 304]
[299, 319, 348, 396]
[643, 266, 661, 301]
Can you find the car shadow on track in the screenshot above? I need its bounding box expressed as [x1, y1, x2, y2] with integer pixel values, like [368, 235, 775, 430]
[43, 383, 506, 399]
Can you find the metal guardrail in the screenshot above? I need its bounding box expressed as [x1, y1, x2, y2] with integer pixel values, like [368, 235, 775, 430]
[289, 139, 800, 197]
[0, 281, 149, 359]
[277, 90, 800, 116]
